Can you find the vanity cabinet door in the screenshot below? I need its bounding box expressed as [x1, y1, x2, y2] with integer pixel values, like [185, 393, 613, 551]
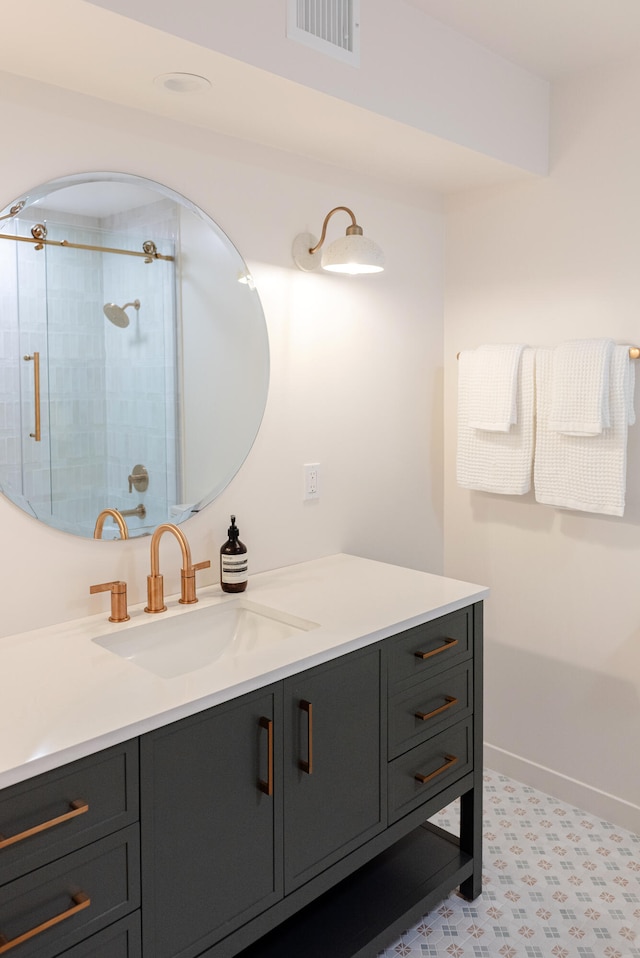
[140, 685, 283, 958]
[283, 646, 384, 893]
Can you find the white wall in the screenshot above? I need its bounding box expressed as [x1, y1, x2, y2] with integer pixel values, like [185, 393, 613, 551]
[0, 73, 444, 637]
[444, 56, 640, 832]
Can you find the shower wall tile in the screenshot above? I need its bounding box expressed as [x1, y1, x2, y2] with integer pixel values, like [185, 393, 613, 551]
[102, 198, 179, 530]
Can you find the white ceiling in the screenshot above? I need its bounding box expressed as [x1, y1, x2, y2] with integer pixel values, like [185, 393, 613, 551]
[404, 0, 640, 79]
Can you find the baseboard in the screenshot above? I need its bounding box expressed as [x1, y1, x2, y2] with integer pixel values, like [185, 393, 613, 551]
[484, 742, 640, 835]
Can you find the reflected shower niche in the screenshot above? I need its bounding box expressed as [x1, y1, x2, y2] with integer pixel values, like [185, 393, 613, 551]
[0, 173, 270, 539]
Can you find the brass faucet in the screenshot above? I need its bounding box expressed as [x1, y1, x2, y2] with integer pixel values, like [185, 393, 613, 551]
[94, 508, 129, 540]
[145, 523, 211, 613]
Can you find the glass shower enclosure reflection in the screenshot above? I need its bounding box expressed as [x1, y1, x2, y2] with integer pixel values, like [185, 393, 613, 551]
[1, 203, 178, 537]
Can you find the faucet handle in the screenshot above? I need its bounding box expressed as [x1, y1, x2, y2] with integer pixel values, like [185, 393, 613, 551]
[90, 580, 130, 623]
[180, 559, 211, 605]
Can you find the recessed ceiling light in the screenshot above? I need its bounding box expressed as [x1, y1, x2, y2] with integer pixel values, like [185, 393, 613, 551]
[154, 73, 212, 94]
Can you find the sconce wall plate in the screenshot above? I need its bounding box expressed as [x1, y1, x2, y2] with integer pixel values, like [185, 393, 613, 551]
[292, 232, 322, 272]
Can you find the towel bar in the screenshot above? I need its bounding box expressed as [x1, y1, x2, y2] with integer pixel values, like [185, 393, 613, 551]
[457, 346, 640, 359]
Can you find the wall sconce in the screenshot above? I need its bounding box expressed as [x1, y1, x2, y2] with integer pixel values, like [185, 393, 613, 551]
[292, 206, 384, 275]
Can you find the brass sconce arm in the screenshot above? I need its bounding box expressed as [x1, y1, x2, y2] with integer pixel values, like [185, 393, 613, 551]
[307, 207, 362, 256]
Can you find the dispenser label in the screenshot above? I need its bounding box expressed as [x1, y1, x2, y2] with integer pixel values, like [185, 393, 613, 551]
[221, 553, 248, 583]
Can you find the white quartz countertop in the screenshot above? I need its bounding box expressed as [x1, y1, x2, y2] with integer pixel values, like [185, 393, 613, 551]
[0, 554, 488, 790]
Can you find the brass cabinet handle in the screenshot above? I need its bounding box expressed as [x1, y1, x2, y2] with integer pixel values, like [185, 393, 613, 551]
[0, 891, 90, 953]
[0, 799, 89, 851]
[299, 700, 313, 774]
[415, 753, 458, 785]
[414, 636, 458, 660]
[258, 717, 274, 796]
[415, 695, 458, 723]
[23, 352, 41, 441]
[415, 695, 458, 722]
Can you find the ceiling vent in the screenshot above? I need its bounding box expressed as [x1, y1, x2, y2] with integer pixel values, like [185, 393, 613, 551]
[286, 0, 360, 67]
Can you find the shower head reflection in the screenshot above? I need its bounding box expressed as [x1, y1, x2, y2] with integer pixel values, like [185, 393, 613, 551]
[103, 299, 141, 328]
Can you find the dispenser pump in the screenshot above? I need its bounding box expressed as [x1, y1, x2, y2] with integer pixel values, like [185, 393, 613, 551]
[220, 514, 248, 593]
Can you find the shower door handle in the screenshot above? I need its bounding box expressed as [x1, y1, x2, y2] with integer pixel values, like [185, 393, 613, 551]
[23, 352, 41, 441]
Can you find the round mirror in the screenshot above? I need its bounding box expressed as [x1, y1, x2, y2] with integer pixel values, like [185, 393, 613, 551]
[0, 173, 269, 539]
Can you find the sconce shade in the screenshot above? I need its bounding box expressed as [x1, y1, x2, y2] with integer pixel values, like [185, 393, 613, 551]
[292, 206, 384, 275]
[321, 234, 385, 274]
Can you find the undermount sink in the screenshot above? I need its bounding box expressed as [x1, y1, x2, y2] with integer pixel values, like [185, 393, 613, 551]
[92, 598, 319, 679]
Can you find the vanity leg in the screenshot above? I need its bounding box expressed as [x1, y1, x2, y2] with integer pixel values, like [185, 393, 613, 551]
[459, 785, 482, 900]
[459, 600, 483, 901]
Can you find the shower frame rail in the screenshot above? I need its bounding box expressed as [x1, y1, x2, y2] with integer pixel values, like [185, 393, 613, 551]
[0, 231, 174, 262]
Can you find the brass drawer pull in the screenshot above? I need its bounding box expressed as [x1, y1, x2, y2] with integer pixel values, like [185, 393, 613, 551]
[299, 700, 313, 774]
[258, 717, 274, 796]
[414, 637, 458, 660]
[415, 753, 458, 785]
[0, 891, 91, 953]
[415, 695, 458, 722]
[0, 799, 89, 850]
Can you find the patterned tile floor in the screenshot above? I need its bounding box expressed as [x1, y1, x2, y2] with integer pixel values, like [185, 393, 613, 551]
[379, 770, 640, 958]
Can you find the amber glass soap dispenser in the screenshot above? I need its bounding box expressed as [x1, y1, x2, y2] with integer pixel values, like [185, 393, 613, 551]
[220, 515, 248, 593]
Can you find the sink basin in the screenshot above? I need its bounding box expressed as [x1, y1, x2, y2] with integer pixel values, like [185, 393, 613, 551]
[92, 599, 319, 679]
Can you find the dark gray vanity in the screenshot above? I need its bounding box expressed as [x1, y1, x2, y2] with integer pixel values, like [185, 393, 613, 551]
[0, 601, 482, 958]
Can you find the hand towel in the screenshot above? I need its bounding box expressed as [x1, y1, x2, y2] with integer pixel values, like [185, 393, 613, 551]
[549, 338, 614, 435]
[467, 343, 526, 432]
[457, 347, 535, 495]
[534, 345, 635, 516]
[628, 360, 636, 426]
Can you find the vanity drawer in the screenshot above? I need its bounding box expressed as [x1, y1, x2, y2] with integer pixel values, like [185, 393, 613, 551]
[0, 741, 139, 887]
[61, 912, 141, 958]
[387, 608, 472, 690]
[388, 720, 472, 824]
[0, 825, 139, 958]
[388, 664, 472, 760]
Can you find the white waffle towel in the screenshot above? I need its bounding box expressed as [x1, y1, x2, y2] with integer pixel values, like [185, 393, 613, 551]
[549, 338, 614, 435]
[534, 345, 635, 516]
[467, 343, 526, 432]
[457, 347, 535, 494]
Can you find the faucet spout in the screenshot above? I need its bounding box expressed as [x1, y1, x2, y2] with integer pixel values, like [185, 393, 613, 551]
[145, 523, 210, 613]
[149, 522, 192, 577]
[94, 508, 129, 540]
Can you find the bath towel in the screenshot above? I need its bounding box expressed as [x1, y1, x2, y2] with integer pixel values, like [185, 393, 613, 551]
[534, 345, 635, 516]
[549, 338, 614, 435]
[467, 343, 526, 432]
[457, 347, 535, 495]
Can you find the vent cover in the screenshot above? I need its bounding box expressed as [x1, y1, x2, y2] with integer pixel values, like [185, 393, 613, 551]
[286, 0, 360, 66]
